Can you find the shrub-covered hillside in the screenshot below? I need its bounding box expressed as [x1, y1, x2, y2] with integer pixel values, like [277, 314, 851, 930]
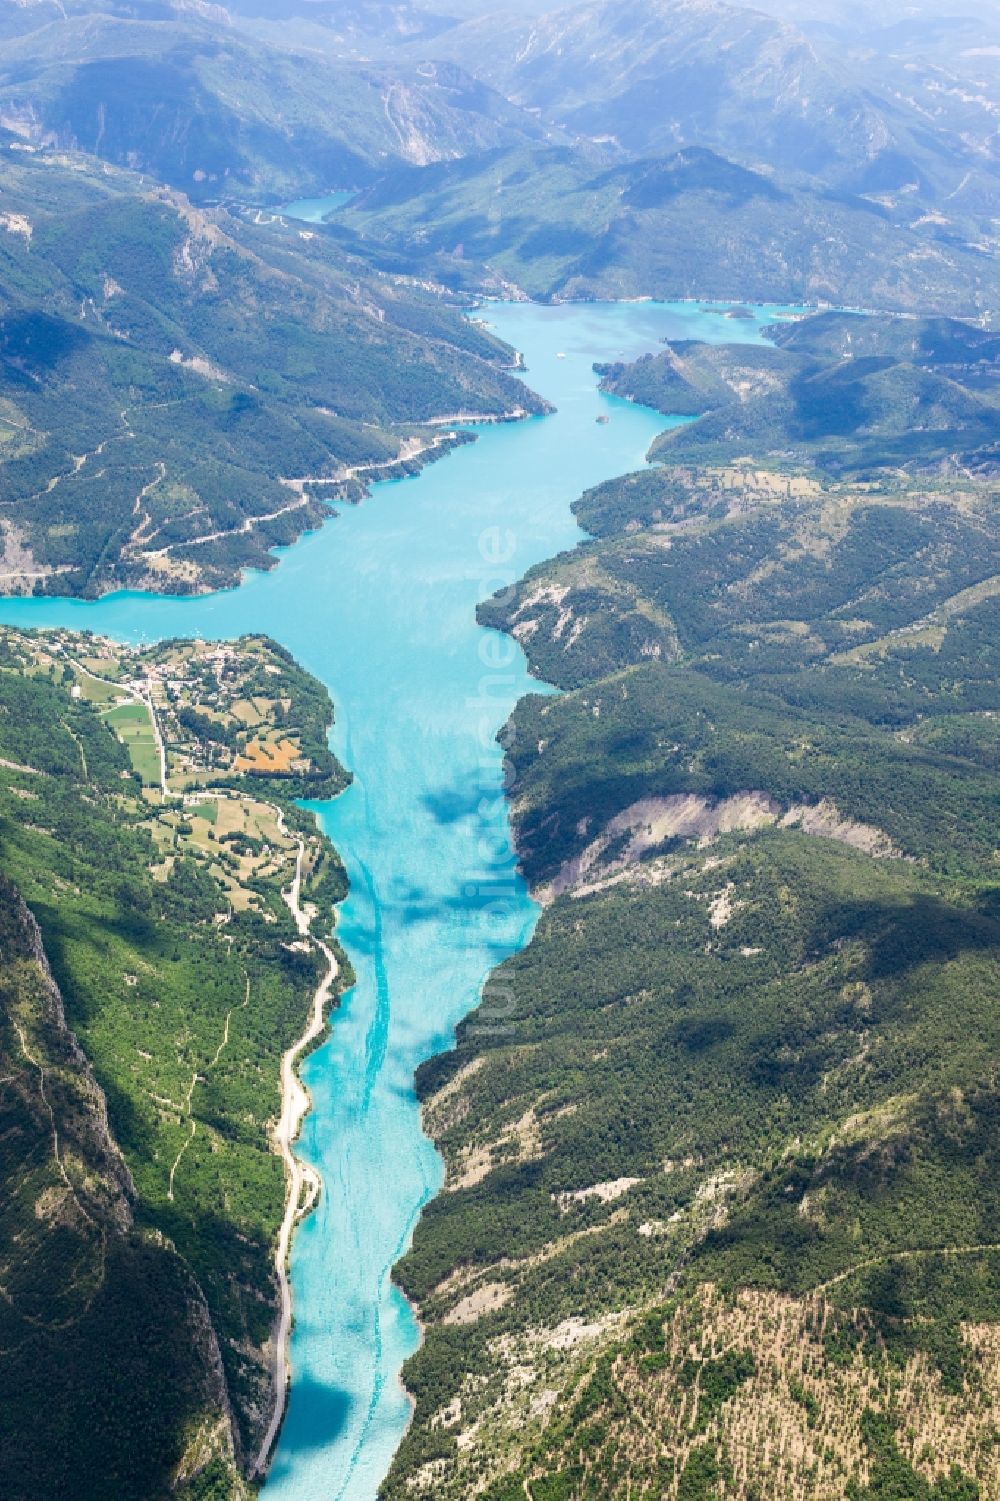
[597, 312, 999, 475]
[337, 146, 1000, 316]
[382, 314, 1000, 1501]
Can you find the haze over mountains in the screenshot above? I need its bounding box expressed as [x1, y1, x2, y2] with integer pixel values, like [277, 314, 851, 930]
[2, 0, 998, 223]
[0, 0, 997, 1499]
[2, 0, 995, 324]
[0, 4, 552, 196]
[423, 0, 950, 182]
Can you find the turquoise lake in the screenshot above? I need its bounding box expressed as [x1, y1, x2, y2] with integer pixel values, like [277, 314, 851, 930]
[281, 190, 356, 222]
[0, 298, 795, 1499]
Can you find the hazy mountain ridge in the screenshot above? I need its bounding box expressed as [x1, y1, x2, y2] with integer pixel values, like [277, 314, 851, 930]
[4, 0, 997, 235]
[0, 0, 455, 50]
[411, 0, 1000, 218]
[0, 4, 553, 198]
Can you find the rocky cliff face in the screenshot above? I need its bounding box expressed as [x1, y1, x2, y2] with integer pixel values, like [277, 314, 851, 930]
[0, 874, 136, 1224]
[0, 872, 246, 1499]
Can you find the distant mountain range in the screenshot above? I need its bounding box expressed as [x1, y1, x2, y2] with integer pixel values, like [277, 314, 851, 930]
[0, 3, 552, 199]
[424, 0, 892, 172]
[2, 0, 998, 235]
[0, 0, 995, 319]
[410, 0, 1000, 220]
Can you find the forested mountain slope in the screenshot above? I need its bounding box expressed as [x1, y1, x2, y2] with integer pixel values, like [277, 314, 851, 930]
[0, 627, 348, 1498]
[0, 145, 541, 597]
[597, 311, 1000, 474]
[337, 145, 1000, 314]
[383, 313, 1000, 1501]
[0, 869, 245, 1501]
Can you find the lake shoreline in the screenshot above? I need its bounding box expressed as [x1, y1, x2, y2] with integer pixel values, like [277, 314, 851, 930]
[0, 299, 796, 1501]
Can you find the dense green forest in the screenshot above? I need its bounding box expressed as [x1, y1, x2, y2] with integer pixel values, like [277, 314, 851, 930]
[0, 628, 349, 1499]
[383, 312, 1000, 1501]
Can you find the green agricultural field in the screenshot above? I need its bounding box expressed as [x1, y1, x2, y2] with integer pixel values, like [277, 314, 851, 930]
[73, 668, 123, 704]
[104, 700, 160, 785]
